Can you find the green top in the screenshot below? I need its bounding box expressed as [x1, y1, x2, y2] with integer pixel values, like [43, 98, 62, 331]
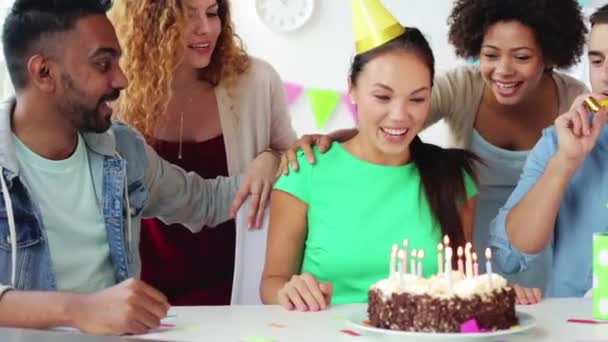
[274, 143, 478, 304]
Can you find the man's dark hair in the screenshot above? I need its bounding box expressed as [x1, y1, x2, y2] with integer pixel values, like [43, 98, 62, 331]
[2, 0, 113, 91]
[591, 4, 608, 27]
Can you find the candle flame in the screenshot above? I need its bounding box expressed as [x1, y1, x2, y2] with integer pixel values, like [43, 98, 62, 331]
[457, 246, 463, 257]
[437, 243, 443, 251]
[403, 239, 409, 247]
[443, 235, 450, 246]
[411, 249, 417, 258]
[485, 247, 492, 259]
[417, 249, 424, 259]
[472, 252, 478, 262]
[397, 249, 405, 258]
[465, 242, 472, 250]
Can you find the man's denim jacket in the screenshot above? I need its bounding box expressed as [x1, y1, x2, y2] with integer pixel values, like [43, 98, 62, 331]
[0, 98, 240, 295]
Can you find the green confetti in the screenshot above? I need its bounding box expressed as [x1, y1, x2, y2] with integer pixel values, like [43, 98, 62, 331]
[242, 336, 274, 342]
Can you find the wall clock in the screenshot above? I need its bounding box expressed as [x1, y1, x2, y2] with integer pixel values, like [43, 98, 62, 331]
[255, 0, 316, 33]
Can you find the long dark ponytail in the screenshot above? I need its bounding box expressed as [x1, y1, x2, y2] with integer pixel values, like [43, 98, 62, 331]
[349, 28, 479, 247]
[410, 137, 478, 247]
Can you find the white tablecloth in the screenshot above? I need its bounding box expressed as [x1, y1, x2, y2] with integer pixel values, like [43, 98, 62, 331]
[129, 298, 608, 341]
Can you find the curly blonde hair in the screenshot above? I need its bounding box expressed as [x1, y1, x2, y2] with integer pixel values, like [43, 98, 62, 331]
[110, 0, 250, 139]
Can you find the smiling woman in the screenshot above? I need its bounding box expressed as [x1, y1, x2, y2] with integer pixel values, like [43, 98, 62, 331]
[260, 0, 479, 311]
[109, 0, 296, 306]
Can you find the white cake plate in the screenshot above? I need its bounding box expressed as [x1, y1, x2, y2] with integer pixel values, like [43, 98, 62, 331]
[346, 311, 536, 340]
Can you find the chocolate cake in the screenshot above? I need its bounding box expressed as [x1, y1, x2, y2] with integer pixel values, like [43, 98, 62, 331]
[367, 273, 518, 333]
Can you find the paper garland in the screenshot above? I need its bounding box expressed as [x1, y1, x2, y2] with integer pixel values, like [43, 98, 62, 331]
[283, 82, 357, 129]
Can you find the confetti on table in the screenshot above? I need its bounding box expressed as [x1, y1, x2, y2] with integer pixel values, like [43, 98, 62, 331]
[174, 324, 199, 332]
[269, 323, 287, 329]
[340, 329, 361, 336]
[568, 319, 608, 324]
[242, 336, 274, 342]
[160, 323, 176, 328]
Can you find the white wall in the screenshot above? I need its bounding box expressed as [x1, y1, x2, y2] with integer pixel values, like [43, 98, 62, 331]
[231, 0, 607, 146]
[0, 0, 606, 145]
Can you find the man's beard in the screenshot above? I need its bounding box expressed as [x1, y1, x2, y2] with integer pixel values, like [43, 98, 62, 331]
[57, 73, 120, 134]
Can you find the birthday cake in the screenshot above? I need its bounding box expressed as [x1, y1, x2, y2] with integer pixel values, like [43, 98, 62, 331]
[367, 243, 517, 333]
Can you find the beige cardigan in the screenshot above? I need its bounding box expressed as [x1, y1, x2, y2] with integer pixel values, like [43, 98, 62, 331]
[215, 57, 297, 176]
[426, 66, 589, 148]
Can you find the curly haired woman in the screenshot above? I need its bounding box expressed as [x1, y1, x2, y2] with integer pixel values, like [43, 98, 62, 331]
[283, 0, 588, 302]
[110, 0, 297, 305]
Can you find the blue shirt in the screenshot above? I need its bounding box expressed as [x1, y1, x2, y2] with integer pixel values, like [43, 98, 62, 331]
[490, 125, 608, 297]
[470, 129, 552, 291]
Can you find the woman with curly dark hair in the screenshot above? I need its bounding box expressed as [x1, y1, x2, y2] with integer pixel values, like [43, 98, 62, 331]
[109, 0, 297, 305]
[427, 0, 587, 300]
[283, 0, 588, 303]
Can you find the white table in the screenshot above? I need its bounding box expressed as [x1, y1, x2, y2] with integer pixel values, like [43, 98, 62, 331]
[130, 298, 608, 341]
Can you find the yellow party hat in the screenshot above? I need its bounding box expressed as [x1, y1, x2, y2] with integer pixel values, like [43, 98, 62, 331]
[352, 0, 406, 55]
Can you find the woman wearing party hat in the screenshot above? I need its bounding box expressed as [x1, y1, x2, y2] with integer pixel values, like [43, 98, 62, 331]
[280, 0, 587, 302]
[260, 0, 478, 311]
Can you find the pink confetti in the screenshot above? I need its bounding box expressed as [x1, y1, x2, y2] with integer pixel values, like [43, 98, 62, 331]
[160, 323, 176, 328]
[340, 329, 361, 336]
[460, 319, 480, 333]
[568, 318, 608, 324]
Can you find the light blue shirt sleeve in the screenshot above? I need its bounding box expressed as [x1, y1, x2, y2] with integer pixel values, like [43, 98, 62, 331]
[489, 128, 559, 274]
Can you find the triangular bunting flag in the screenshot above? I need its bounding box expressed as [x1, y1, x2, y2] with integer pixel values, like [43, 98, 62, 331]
[306, 89, 341, 129]
[342, 93, 358, 124]
[284, 82, 304, 105]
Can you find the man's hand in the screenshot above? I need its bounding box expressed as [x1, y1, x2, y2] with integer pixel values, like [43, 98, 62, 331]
[69, 278, 170, 335]
[553, 94, 608, 174]
[230, 151, 280, 228]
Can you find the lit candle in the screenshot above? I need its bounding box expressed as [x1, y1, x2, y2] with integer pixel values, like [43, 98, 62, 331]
[485, 248, 494, 288]
[397, 249, 405, 287]
[437, 243, 444, 274]
[465, 242, 473, 279]
[417, 249, 425, 277]
[402, 240, 409, 274]
[472, 252, 479, 277]
[443, 235, 450, 248]
[457, 246, 464, 274]
[389, 244, 398, 278]
[410, 249, 417, 276]
[445, 247, 453, 294]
